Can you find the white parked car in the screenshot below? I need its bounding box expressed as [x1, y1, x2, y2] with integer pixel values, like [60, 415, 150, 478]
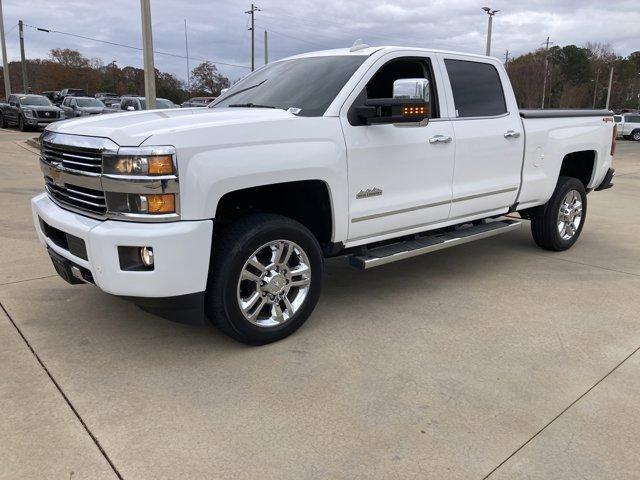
[32, 45, 616, 344]
[614, 113, 640, 141]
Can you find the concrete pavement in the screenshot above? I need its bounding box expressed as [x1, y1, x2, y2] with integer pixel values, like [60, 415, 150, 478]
[1, 127, 640, 479]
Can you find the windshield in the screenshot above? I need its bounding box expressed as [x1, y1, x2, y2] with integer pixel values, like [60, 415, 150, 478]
[76, 98, 105, 107]
[140, 98, 174, 109]
[211, 55, 367, 117]
[19, 95, 52, 106]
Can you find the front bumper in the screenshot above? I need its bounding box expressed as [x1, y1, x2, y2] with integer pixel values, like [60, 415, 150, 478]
[24, 117, 61, 127]
[32, 193, 213, 299]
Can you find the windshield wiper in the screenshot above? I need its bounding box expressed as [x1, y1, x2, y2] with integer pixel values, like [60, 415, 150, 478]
[228, 103, 276, 109]
[210, 79, 268, 106]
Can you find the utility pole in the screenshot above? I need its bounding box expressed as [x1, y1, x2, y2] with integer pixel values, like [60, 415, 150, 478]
[482, 7, 499, 56]
[541, 36, 552, 109]
[504, 49, 510, 67]
[592, 69, 600, 108]
[140, 0, 156, 109]
[18, 20, 27, 93]
[605, 66, 614, 110]
[264, 30, 268, 65]
[0, 0, 11, 97]
[184, 19, 190, 93]
[245, 4, 260, 71]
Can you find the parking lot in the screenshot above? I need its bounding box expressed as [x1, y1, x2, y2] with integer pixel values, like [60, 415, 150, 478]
[1, 127, 639, 479]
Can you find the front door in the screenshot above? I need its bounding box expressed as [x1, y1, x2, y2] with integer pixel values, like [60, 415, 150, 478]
[340, 53, 456, 243]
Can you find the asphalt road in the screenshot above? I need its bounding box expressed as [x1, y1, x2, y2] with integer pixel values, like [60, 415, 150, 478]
[1, 127, 640, 480]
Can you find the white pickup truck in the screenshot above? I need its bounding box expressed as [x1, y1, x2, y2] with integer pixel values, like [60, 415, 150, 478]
[32, 45, 617, 344]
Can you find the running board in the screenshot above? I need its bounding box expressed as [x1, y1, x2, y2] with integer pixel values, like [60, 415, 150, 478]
[348, 219, 522, 270]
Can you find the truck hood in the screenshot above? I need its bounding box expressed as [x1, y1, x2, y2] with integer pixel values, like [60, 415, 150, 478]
[24, 105, 62, 112]
[45, 107, 297, 146]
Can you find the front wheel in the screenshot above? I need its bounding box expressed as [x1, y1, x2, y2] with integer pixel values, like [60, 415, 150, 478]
[632, 130, 640, 142]
[206, 214, 323, 345]
[18, 116, 28, 131]
[531, 176, 587, 251]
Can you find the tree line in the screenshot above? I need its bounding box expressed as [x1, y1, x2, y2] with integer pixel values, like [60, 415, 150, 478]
[508, 42, 640, 110]
[0, 48, 230, 103]
[1, 44, 639, 111]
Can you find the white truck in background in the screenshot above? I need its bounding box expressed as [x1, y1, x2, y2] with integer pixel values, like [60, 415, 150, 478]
[32, 45, 616, 345]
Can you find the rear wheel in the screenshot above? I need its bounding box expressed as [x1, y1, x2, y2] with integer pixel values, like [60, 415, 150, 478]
[632, 130, 640, 141]
[205, 214, 323, 345]
[531, 176, 587, 251]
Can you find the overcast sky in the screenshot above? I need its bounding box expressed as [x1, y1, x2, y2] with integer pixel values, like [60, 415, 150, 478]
[3, 0, 639, 83]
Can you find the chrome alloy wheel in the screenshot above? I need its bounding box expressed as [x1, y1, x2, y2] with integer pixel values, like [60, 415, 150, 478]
[237, 240, 312, 327]
[557, 189, 583, 240]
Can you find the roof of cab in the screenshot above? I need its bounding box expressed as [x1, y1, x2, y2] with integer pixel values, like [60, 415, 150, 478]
[282, 45, 496, 62]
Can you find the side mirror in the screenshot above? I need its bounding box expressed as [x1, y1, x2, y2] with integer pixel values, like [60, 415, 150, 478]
[392, 78, 430, 102]
[126, 106, 135, 111]
[355, 98, 430, 125]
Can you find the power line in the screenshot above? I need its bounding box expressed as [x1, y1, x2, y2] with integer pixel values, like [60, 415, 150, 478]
[23, 23, 251, 69]
[255, 25, 330, 49]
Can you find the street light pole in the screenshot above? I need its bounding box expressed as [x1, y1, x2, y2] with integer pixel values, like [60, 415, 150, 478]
[482, 7, 499, 56]
[0, 0, 11, 97]
[140, 0, 156, 109]
[605, 66, 614, 110]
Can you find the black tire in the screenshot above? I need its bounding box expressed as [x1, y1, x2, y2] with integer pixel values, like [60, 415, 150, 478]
[531, 176, 587, 251]
[623, 135, 631, 140]
[18, 116, 28, 132]
[205, 214, 323, 345]
[632, 130, 640, 142]
[0, 113, 5, 129]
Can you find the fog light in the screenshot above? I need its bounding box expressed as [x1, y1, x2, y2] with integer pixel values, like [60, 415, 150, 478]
[140, 247, 154, 267]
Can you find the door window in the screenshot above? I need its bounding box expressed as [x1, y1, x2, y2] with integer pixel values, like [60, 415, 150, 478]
[444, 59, 506, 118]
[348, 57, 439, 125]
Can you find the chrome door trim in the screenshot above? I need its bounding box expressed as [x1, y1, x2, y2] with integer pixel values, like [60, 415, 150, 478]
[451, 186, 518, 203]
[350, 186, 517, 223]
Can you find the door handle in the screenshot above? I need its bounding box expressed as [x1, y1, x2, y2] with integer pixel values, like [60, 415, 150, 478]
[429, 135, 452, 144]
[504, 130, 521, 139]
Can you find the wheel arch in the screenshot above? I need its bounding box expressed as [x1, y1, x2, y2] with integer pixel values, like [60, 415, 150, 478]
[214, 179, 335, 250]
[559, 150, 596, 189]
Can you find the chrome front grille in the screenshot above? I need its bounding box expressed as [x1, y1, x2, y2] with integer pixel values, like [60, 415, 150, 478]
[41, 142, 103, 174]
[44, 176, 107, 215]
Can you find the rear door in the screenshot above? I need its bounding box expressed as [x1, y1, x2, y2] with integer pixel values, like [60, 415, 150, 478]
[439, 55, 524, 218]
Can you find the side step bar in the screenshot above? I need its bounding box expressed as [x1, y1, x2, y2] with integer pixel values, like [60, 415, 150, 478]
[348, 219, 522, 270]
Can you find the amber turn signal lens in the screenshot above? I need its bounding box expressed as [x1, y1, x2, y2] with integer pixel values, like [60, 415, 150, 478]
[148, 155, 174, 175]
[147, 194, 175, 213]
[402, 105, 428, 116]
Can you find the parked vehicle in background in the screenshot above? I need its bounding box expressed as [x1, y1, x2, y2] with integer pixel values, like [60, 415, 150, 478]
[55, 88, 86, 105]
[615, 114, 640, 140]
[60, 96, 108, 118]
[41, 91, 59, 102]
[182, 96, 216, 107]
[120, 96, 178, 111]
[0, 94, 64, 131]
[100, 97, 122, 108]
[95, 92, 118, 100]
[31, 45, 616, 345]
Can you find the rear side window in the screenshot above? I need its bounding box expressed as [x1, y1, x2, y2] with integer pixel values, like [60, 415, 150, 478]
[626, 115, 640, 123]
[444, 59, 506, 118]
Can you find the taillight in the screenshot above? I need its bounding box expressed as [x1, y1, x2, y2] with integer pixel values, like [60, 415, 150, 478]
[611, 124, 617, 156]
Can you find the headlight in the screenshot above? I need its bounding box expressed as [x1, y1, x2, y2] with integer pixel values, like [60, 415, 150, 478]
[103, 146, 175, 176]
[23, 109, 35, 118]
